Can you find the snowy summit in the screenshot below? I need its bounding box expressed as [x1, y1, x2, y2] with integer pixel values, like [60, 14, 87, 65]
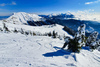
[4, 12, 44, 25]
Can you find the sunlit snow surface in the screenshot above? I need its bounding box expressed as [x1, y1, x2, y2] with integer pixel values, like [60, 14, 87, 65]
[0, 32, 100, 67]
[0, 20, 100, 67]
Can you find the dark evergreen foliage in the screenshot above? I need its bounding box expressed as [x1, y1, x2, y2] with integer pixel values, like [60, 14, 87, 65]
[3, 23, 10, 32]
[52, 31, 57, 38]
[13, 28, 18, 33]
[20, 28, 24, 34]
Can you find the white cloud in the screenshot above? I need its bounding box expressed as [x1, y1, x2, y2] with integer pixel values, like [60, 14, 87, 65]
[85, 0, 100, 5]
[11, 2, 16, 5]
[0, 2, 16, 6]
[71, 9, 100, 22]
[85, 2, 93, 5]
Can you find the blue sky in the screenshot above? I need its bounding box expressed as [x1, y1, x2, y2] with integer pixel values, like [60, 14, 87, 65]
[0, 0, 100, 16]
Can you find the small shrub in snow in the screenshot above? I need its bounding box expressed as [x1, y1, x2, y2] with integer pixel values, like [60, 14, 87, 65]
[33, 32, 36, 36]
[30, 31, 32, 36]
[25, 31, 29, 35]
[20, 28, 24, 34]
[48, 32, 52, 37]
[13, 28, 18, 33]
[52, 31, 58, 38]
[0, 27, 3, 31]
[3, 23, 10, 33]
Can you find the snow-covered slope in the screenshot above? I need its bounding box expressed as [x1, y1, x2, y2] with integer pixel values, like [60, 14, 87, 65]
[3, 12, 44, 25]
[0, 21, 73, 38]
[0, 32, 100, 67]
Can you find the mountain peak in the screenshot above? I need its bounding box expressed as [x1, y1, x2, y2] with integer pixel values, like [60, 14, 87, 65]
[3, 12, 44, 25]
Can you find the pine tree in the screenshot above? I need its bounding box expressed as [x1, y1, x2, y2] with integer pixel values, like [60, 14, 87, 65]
[3, 23, 10, 33]
[89, 39, 100, 49]
[30, 31, 32, 36]
[68, 38, 81, 52]
[74, 24, 86, 46]
[33, 32, 36, 36]
[20, 28, 24, 34]
[86, 31, 98, 49]
[63, 24, 86, 52]
[48, 32, 52, 37]
[25, 31, 29, 35]
[52, 31, 57, 38]
[13, 28, 18, 33]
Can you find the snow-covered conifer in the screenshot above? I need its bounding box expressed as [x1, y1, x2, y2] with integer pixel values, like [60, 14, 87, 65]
[86, 31, 98, 47]
[74, 24, 86, 46]
[63, 24, 86, 52]
[13, 28, 18, 33]
[90, 39, 100, 49]
[20, 28, 24, 34]
[3, 23, 10, 33]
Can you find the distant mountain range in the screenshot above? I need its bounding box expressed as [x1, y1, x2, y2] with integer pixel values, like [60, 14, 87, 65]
[2, 12, 100, 36]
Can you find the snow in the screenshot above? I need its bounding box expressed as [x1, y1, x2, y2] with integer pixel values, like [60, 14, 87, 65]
[0, 32, 100, 67]
[0, 13, 100, 67]
[3, 12, 45, 25]
[0, 21, 73, 38]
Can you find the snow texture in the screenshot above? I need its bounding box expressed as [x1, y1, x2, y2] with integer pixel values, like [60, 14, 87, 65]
[0, 32, 100, 67]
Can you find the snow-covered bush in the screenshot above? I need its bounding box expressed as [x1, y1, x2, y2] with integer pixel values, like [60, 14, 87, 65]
[74, 24, 86, 47]
[0, 27, 3, 31]
[52, 31, 58, 38]
[13, 28, 18, 33]
[29, 31, 32, 36]
[48, 32, 52, 37]
[3, 23, 10, 33]
[25, 31, 29, 35]
[63, 24, 86, 52]
[20, 28, 24, 34]
[33, 32, 36, 36]
[63, 24, 100, 52]
[86, 31, 98, 49]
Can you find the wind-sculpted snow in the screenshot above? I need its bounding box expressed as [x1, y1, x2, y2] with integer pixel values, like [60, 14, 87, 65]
[0, 33, 100, 67]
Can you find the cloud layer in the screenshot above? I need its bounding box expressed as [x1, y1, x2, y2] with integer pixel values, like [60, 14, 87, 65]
[85, 0, 100, 5]
[0, 2, 16, 6]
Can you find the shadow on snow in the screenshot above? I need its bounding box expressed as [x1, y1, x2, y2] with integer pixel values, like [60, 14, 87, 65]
[43, 46, 77, 61]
